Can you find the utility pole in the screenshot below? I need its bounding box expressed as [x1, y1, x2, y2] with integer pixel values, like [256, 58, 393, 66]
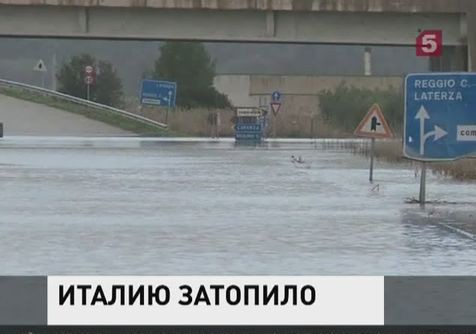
[419, 162, 427, 207]
[51, 53, 57, 91]
[364, 47, 372, 76]
[369, 138, 375, 183]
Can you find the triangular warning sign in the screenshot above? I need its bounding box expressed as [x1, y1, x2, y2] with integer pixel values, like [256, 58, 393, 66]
[354, 104, 393, 139]
[33, 59, 47, 72]
[270, 102, 281, 116]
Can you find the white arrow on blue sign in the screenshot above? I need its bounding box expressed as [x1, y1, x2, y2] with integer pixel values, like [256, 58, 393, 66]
[271, 90, 281, 102]
[404, 73, 476, 161]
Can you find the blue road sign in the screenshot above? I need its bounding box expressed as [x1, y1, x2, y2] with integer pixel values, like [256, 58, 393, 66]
[271, 90, 282, 102]
[404, 73, 476, 161]
[140, 79, 177, 107]
[235, 123, 262, 141]
[235, 124, 262, 132]
[235, 132, 262, 140]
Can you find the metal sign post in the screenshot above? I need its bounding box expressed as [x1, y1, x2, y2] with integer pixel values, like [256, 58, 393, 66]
[369, 138, 376, 183]
[84, 65, 96, 101]
[272, 113, 277, 139]
[84, 76, 94, 101]
[419, 162, 427, 207]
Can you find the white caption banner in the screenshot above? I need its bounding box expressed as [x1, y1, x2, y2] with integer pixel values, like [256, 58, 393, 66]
[48, 276, 384, 326]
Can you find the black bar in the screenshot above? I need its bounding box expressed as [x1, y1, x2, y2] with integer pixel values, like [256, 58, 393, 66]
[0, 276, 47, 325]
[2, 326, 476, 334]
[385, 277, 476, 325]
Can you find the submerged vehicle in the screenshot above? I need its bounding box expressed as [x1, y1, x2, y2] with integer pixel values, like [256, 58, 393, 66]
[234, 107, 267, 143]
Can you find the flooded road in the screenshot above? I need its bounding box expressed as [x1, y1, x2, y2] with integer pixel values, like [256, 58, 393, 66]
[0, 137, 475, 275]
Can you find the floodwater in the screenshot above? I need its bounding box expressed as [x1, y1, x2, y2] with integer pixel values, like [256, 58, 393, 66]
[0, 137, 475, 275]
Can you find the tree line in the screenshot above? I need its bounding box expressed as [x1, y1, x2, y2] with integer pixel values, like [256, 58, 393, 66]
[56, 42, 232, 109]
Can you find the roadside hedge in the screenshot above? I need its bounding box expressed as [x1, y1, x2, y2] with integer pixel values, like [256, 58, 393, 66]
[318, 83, 404, 136]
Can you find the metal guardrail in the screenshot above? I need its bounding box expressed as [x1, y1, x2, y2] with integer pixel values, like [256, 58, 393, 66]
[0, 78, 168, 130]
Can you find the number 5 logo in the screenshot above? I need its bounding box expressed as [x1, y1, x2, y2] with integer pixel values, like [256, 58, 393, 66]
[416, 30, 443, 57]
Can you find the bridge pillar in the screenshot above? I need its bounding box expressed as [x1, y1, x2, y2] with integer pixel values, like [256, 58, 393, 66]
[429, 46, 467, 72]
[265, 11, 275, 37]
[467, 5, 476, 71]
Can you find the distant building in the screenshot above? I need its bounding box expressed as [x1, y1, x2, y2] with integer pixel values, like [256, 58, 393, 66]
[214, 74, 403, 116]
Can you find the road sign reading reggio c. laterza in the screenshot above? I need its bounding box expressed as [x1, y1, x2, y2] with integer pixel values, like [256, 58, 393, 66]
[404, 73, 476, 161]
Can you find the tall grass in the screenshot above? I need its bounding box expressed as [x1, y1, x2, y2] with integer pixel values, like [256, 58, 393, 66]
[130, 106, 235, 137]
[431, 160, 476, 181]
[358, 139, 476, 181]
[129, 104, 348, 138]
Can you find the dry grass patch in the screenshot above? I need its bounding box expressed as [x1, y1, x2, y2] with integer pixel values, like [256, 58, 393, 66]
[127, 102, 347, 139]
[431, 160, 476, 181]
[356, 139, 476, 181]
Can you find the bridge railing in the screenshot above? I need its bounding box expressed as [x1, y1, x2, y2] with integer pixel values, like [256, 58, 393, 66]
[0, 78, 168, 130]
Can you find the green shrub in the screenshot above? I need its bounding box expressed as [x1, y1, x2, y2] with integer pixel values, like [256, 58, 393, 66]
[318, 83, 403, 135]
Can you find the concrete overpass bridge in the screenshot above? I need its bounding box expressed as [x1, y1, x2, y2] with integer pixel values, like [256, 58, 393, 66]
[0, 0, 475, 69]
